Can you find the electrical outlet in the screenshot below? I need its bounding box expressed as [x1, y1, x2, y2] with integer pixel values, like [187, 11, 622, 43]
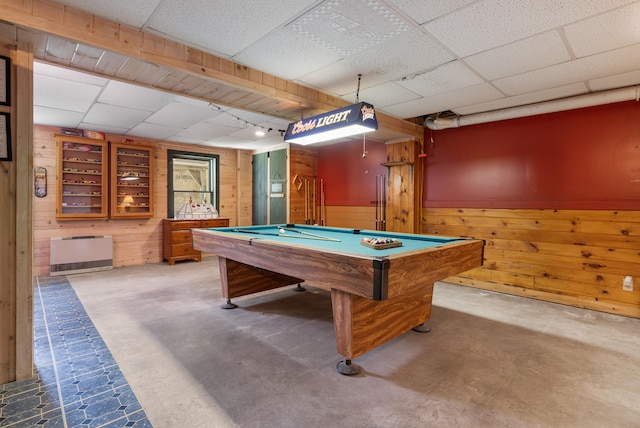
[623, 276, 634, 292]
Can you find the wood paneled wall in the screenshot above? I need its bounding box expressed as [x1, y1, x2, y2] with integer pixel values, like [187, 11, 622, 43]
[424, 207, 640, 318]
[33, 125, 251, 276]
[324, 206, 377, 230]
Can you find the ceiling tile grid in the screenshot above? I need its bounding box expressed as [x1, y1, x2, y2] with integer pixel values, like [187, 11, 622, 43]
[22, 0, 640, 150]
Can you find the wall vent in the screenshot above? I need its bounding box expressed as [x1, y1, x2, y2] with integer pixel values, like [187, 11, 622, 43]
[50, 236, 113, 276]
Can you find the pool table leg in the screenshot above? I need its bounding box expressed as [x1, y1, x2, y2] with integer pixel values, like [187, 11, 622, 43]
[331, 283, 433, 374]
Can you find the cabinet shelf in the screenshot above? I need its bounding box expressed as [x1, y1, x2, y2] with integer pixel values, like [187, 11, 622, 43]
[56, 135, 109, 220]
[110, 142, 154, 218]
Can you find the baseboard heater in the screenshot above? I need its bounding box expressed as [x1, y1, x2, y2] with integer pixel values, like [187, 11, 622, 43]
[50, 235, 113, 276]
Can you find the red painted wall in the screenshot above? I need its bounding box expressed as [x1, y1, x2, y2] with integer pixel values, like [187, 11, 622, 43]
[317, 139, 388, 206]
[424, 101, 640, 209]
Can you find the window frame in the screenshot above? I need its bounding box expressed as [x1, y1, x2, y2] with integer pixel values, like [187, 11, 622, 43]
[167, 149, 220, 218]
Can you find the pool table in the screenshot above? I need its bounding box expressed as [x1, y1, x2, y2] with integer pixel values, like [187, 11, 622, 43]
[191, 224, 484, 375]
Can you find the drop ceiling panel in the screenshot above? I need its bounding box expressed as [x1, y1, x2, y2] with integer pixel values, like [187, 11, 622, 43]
[83, 103, 152, 129]
[396, 61, 484, 98]
[383, 83, 503, 118]
[388, 0, 477, 24]
[464, 31, 571, 81]
[33, 74, 103, 112]
[77, 123, 130, 135]
[298, 28, 455, 96]
[288, 0, 410, 57]
[494, 43, 640, 95]
[422, 0, 637, 57]
[352, 82, 421, 109]
[34, 106, 85, 128]
[54, 0, 163, 27]
[232, 28, 342, 81]
[589, 69, 640, 91]
[98, 81, 176, 111]
[177, 122, 240, 140]
[35, 61, 108, 85]
[126, 123, 186, 140]
[146, 0, 317, 57]
[452, 83, 588, 116]
[144, 101, 217, 128]
[564, 2, 640, 57]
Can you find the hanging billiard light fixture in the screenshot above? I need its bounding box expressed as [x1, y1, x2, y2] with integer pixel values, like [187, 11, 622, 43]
[284, 75, 378, 145]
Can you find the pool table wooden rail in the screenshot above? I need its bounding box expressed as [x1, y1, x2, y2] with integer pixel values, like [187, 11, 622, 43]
[192, 228, 484, 301]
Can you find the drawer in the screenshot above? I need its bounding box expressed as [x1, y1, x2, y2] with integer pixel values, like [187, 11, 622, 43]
[170, 230, 192, 244]
[169, 220, 200, 230]
[201, 219, 229, 228]
[170, 243, 200, 257]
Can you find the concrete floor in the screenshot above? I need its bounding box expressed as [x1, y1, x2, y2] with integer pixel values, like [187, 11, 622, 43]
[67, 257, 640, 428]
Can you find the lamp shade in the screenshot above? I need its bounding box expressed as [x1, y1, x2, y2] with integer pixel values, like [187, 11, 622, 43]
[122, 195, 135, 205]
[284, 102, 378, 145]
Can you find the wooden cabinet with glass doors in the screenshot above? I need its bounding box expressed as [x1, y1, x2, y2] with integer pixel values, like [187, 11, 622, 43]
[110, 142, 154, 218]
[56, 135, 108, 220]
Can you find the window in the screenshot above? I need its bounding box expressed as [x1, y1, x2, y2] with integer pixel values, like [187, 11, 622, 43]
[167, 150, 219, 218]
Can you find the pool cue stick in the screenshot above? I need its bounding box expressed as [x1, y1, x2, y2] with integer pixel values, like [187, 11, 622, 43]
[232, 229, 332, 241]
[304, 178, 309, 224]
[312, 178, 317, 224]
[280, 227, 341, 242]
[320, 179, 325, 226]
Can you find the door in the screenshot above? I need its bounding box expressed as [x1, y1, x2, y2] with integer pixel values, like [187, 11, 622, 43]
[252, 152, 267, 225]
[269, 149, 287, 224]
